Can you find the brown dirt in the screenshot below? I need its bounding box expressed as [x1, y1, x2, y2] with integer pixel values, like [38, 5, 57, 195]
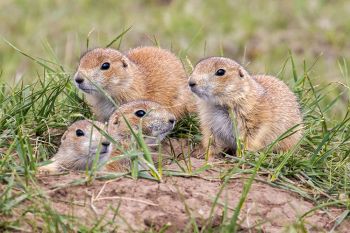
[34, 139, 350, 233]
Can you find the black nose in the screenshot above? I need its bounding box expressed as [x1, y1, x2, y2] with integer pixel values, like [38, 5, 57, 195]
[169, 118, 176, 124]
[189, 81, 196, 87]
[75, 76, 84, 84]
[102, 141, 110, 147]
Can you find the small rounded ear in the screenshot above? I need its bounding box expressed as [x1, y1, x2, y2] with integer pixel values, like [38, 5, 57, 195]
[121, 57, 128, 68]
[113, 115, 119, 125]
[238, 68, 245, 78]
[61, 131, 68, 143]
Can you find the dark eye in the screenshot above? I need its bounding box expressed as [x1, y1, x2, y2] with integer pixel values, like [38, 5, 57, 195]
[215, 69, 226, 76]
[135, 110, 146, 118]
[101, 62, 110, 70]
[76, 129, 85, 137]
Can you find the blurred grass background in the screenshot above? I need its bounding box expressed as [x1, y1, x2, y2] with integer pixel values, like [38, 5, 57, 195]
[1, 0, 350, 86]
[1, 1, 350, 231]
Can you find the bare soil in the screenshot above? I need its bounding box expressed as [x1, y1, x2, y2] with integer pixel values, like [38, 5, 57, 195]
[33, 140, 350, 232]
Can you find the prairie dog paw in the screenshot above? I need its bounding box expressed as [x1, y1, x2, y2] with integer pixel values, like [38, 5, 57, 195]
[37, 163, 59, 175]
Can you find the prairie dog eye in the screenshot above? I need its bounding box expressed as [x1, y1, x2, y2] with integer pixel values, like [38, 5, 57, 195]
[101, 62, 110, 70]
[135, 110, 146, 118]
[76, 129, 85, 137]
[215, 69, 226, 76]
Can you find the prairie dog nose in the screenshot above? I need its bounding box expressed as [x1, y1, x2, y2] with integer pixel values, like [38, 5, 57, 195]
[169, 118, 176, 125]
[75, 75, 84, 84]
[188, 81, 196, 87]
[102, 141, 111, 147]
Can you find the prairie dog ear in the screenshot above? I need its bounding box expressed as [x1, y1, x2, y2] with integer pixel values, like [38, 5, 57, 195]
[121, 57, 128, 68]
[238, 68, 245, 78]
[61, 130, 68, 143]
[111, 115, 119, 125]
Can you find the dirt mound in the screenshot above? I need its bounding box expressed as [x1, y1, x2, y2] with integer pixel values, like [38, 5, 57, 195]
[37, 157, 350, 232]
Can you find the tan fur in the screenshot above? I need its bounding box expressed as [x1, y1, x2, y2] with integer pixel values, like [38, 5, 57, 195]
[74, 46, 194, 122]
[189, 57, 303, 155]
[106, 100, 176, 172]
[38, 120, 111, 174]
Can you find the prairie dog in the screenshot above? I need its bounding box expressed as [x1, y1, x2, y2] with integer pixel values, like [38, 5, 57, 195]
[189, 57, 303, 155]
[38, 120, 111, 174]
[107, 100, 176, 171]
[74, 46, 194, 122]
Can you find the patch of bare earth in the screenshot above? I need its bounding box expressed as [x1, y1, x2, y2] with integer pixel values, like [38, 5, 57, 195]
[35, 141, 350, 233]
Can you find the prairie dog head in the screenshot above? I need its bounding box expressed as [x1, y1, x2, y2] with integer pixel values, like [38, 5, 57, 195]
[73, 48, 133, 95]
[53, 120, 111, 170]
[188, 57, 251, 105]
[108, 101, 176, 146]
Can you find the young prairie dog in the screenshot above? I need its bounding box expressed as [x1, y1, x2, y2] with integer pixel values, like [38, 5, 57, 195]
[38, 120, 111, 174]
[189, 57, 303, 155]
[106, 100, 176, 172]
[74, 46, 194, 122]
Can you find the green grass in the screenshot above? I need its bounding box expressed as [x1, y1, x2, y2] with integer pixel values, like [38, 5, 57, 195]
[1, 0, 350, 232]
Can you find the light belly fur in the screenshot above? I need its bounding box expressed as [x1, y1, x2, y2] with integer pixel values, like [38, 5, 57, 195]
[200, 102, 236, 150]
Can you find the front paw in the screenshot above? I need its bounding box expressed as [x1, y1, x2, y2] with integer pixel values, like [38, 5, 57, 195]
[37, 163, 59, 175]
